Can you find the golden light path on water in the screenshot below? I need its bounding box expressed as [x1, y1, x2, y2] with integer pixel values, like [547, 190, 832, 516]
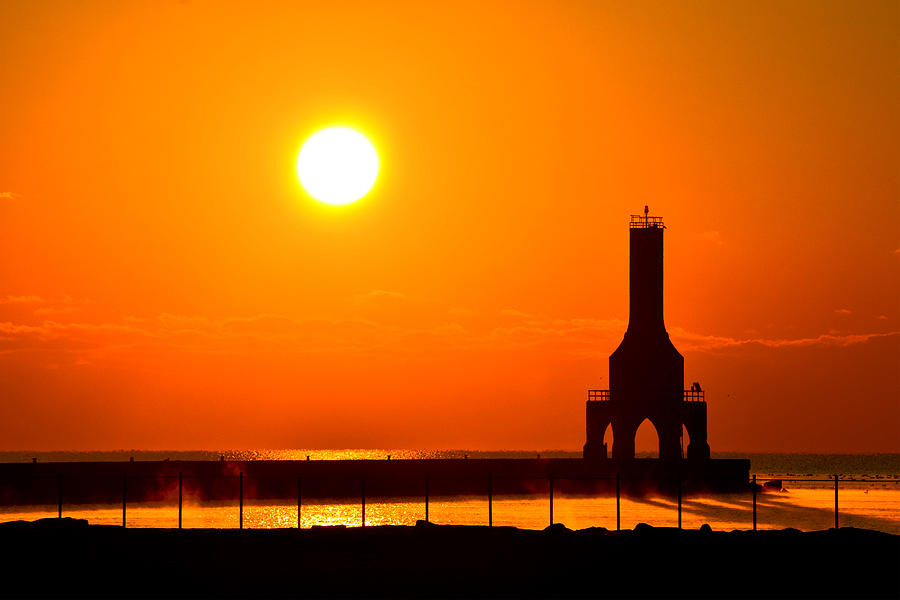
[2, 489, 898, 534]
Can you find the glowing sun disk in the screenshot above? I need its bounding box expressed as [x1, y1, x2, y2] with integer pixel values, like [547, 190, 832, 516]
[296, 127, 379, 205]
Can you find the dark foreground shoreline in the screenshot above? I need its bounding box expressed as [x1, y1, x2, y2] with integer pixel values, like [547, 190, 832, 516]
[0, 519, 896, 599]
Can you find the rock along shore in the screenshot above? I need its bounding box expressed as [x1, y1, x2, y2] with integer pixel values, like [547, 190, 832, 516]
[0, 518, 896, 599]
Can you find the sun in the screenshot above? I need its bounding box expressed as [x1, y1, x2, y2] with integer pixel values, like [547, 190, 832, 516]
[296, 127, 379, 205]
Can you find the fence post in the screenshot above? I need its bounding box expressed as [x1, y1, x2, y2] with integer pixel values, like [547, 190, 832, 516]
[57, 474, 62, 519]
[677, 472, 682, 530]
[615, 473, 620, 532]
[297, 473, 302, 529]
[122, 473, 127, 528]
[239, 472, 244, 530]
[488, 473, 493, 527]
[361, 474, 366, 527]
[752, 474, 757, 531]
[549, 473, 554, 526]
[834, 474, 839, 530]
[178, 472, 183, 530]
[425, 474, 429, 523]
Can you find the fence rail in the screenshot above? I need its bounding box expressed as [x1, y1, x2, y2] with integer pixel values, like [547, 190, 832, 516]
[4, 472, 899, 532]
[587, 390, 610, 401]
[587, 389, 707, 403]
[630, 214, 665, 228]
[682, 389, 705, 402]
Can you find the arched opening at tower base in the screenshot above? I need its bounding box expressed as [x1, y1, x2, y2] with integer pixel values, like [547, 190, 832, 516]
[634, 418, 659, 458]
[602, 424, 614, 458]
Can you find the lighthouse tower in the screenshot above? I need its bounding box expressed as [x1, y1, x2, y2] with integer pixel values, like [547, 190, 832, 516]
[584, 208, 710, 461]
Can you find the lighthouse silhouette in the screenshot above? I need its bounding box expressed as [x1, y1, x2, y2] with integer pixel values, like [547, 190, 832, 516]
[584, 207, 710, 461]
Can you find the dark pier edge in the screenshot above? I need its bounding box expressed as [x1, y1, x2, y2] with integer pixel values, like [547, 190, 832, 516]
[0, 456, 750, 506]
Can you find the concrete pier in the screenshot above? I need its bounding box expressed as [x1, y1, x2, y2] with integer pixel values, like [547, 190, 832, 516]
[0, 457, 749, 506]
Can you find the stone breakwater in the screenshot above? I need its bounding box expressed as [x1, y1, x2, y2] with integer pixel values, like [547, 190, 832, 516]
[0, 457, 750, 506]
[0, 517, 896, 598]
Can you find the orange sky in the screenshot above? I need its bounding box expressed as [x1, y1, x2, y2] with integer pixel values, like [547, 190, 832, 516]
[1, 0, 897, 452]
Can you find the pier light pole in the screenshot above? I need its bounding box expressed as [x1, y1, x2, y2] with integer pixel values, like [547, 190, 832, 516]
[122, 473, 127, 528]
[615, 473, 620, 531]
[488, 473, 493, 527]
[834, 474, 839, 529]
[752, 475, 757, 531]
[676, 473, 682, 530]
[178, 472, 183, 530]
[549, 473, 554, 526]
[297, 474, 302, 529]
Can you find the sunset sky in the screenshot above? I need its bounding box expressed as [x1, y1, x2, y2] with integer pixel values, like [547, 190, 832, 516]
[1, 0, 897, 453]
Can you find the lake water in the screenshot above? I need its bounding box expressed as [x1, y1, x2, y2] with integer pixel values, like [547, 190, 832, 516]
[1, 451, 898, 533]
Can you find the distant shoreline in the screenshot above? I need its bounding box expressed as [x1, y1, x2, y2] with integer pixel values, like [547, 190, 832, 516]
[0, 517, 897, 598]
[1, 451, 898, 481]
[2, 450, 898, 462]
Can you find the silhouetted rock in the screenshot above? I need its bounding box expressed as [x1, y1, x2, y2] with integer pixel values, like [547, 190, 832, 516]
[0, 521, 894, 598]
[0, 517, 88, 530]
[542, 523, 571, 534]
[574, 526, 609, 535]
[633, 522, 654, 534]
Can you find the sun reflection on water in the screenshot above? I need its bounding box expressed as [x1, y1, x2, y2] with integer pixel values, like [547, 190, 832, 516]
[1, 489, 898, 533]
[222, 449, 572, 461]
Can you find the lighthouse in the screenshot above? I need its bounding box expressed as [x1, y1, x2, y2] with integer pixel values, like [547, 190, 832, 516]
[584, 208, 710, 461]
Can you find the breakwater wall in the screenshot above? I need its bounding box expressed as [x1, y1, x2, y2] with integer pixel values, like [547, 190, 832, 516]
[0, 458, 749, 506]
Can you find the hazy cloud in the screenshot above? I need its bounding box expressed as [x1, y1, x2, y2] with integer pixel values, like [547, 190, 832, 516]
[0, 295, 90, 307]
[702, 231, 724, 246]
[499, 308, 539, 319]
[834, 308, 852, 315]
[348, 290, 407, 302]
[0, 295, 92, 318]
[33, 307, 82, 316]
[483, 317, 626, 356]
[0, 307, 896, 367]
[0, 192, 22, 200]
[0, 295, 44, 304]
[668, 326, 899, 351]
